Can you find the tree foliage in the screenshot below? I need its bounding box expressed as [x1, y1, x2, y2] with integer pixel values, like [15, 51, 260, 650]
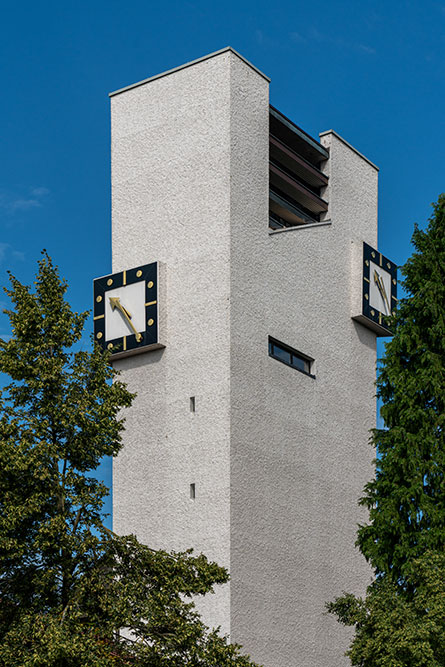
[0, 253, 259, 666]
[327, 552, 445, 667]
[329, 195, 445, 665]
[357, 194, 445, 583]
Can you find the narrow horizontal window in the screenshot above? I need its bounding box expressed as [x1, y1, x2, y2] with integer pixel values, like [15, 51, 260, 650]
[269, 337, 315, 378]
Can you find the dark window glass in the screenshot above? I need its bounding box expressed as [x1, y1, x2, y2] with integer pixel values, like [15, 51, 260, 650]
[272, 344, 291, 365]
[291, 354, 309, 373]
[269, 338, 314, 377]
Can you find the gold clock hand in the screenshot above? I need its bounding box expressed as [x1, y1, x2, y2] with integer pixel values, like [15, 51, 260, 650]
[373, 271, 386, 310]
[109, 296, 142, 342]
[375, 274, 390, 314]
[373, 271, 391, 314]
[109, 296, 130, 318]
[379, 280, 391, 315]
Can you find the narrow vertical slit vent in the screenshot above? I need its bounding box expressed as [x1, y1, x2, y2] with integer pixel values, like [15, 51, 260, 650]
[190, 483, 196, 500]
[190, 396, 196, 412]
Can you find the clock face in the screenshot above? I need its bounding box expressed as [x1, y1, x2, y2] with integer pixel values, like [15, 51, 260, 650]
[362, 243, 397, 333]
[93, 262, 164, 358]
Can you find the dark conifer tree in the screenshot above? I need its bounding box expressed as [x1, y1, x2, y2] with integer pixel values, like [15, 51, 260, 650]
[328, 195, 445, 666]
[358, 194, 445, 583]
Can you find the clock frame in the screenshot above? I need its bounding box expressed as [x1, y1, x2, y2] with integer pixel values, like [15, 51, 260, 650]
[93, 261, 165, 359]
[352, 242, 397, 336]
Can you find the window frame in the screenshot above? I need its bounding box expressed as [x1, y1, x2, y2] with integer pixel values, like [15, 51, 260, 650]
[268, 337, 315, 379]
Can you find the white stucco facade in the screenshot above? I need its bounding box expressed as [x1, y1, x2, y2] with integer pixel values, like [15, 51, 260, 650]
[110, 48, 378, 667]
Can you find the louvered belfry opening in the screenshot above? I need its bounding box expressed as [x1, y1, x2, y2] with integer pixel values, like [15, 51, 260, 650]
[269, 106, 329, 230]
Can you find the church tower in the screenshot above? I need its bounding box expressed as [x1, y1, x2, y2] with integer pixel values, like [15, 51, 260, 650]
[95, 47, 396, 667]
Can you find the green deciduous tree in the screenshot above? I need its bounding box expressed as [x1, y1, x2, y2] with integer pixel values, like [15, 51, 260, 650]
[0, 253, 259, 667]
[328, 552, 445, 667]
[328, 194, 445, 665]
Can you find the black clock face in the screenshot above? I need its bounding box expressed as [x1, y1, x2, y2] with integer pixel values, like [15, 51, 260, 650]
[362, 243, 397, 333]
[93, 262, 161, 357]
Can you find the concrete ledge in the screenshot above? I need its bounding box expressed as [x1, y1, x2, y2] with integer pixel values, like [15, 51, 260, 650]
[269, 220, 332, 235]
[109, 47, 270, 97]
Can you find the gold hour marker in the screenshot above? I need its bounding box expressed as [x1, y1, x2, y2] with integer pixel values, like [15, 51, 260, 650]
[123, 270, 126, 286]
[107, 278, 113, 286]
[364, 277, 370, 283]
[96, 295, 102, 303]
[123, 336, 126, 351]
[107, 343, 113, 350]
[136, 270, 142, 278]
[145, 300, 157, 306]
[387, 262, 391, 269]
[365, 260, 369, 266]
[148, 318, 154, 326]
[93, 314, 104, 321]
[147, 281, 154, 288]
[392, 278, 397, 285]
[96, 332, 103, 339]
[371, 309, 375, 316]
[364, 293, 369, 300]
[371, 251, 376, 258]
[380, 254, 383, 267]
[379, 312, 382, 324]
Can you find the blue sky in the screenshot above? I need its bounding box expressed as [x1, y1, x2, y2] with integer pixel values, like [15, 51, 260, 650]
[1, 0, 444, 525]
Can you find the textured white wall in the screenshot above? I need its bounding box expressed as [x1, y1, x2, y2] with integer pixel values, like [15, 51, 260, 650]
[111, 48, 379, 667]
[228, 127, 377, 666]
[111, 50, 235, 634]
